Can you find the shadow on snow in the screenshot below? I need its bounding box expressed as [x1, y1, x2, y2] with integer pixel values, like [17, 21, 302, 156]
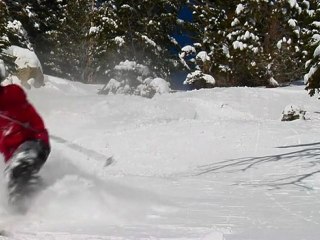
[196, 142, 320, 189]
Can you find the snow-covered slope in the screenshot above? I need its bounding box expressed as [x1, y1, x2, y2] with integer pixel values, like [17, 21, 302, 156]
[0, 76, 320, 240]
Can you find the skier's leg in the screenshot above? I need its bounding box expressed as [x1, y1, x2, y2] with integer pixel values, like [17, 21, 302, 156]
[5, 141, 49, 180]
[4, 140, 50, 206]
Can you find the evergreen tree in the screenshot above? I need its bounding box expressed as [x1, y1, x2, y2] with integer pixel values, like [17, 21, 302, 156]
[4, 0, 67, 72]
[90, 0, 187, 96]
[0, 1, 16, 78]
[43, 0, 96, 82]
[186, 0, 316, 88]
[4, 0, 33, 48]
[4, 0, 186, 85]
[110, 0, 186, 79]
[303, 1, 320, 96]
[0, 1, 10, 51]
[266, 0, 315, 86]
[85, 0, 124, 82]
[15, 0, 186, 85]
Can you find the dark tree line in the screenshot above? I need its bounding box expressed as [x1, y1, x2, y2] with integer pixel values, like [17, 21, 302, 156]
[0, 0, 320, 95]
[183, 0, 320, 91]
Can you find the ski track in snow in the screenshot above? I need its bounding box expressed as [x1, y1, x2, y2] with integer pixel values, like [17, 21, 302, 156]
[0, 77, 320, 239]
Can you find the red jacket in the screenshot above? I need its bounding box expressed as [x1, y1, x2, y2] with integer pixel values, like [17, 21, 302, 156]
[0, 84, 49, 162]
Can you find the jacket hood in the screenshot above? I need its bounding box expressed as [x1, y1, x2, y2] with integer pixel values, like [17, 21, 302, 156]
[0, 84, 27, 108]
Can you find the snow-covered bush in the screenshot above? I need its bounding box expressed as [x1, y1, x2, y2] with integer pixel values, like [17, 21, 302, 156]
[100, 60, 171, 98]
[103, 78, 121, 93]
[184, 70, 215, 90]
[281, 105, 306, 121]
[3, 45, 44, 89]
[180, 45, 215, 89]
[142, 77, 171, 95]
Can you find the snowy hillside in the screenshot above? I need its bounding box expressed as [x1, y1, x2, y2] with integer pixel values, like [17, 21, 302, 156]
[1, 76, 320, 240]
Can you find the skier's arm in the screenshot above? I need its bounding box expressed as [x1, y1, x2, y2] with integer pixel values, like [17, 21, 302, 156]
[24, 102, 50, 146]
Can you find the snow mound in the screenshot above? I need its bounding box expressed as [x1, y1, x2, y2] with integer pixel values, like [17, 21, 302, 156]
[281, 104, 306, 121]
[5, 45, 42, 70]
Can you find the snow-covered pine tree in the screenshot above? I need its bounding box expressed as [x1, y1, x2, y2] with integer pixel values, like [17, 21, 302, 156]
[0, 1, 10, 52]
[112, 0, 186, 79]
[187, 0, 315, 88]
[187, 0, 265, 87]
[97, 0, 186, 96]
[4, 0, 67, 71]
[223, 0, 268, 86]
[28, 0, 67, 70]
[0, 1, 16, 78]
[38, 0, 186, 85]
[85, 0, 123, 82]
[265, 0, 315, 87]
[4, 0, 34, 49]
[43, 0, 97, 82]
[303, 1, 320, 96]
[181, 1, 226, 88]
[226, 0, 307, 87]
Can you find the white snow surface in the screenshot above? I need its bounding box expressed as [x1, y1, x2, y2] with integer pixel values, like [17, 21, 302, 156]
[1, 76, 320, 240]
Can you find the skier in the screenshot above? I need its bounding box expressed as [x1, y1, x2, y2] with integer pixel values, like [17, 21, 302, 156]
[0, 83, 50, 205]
